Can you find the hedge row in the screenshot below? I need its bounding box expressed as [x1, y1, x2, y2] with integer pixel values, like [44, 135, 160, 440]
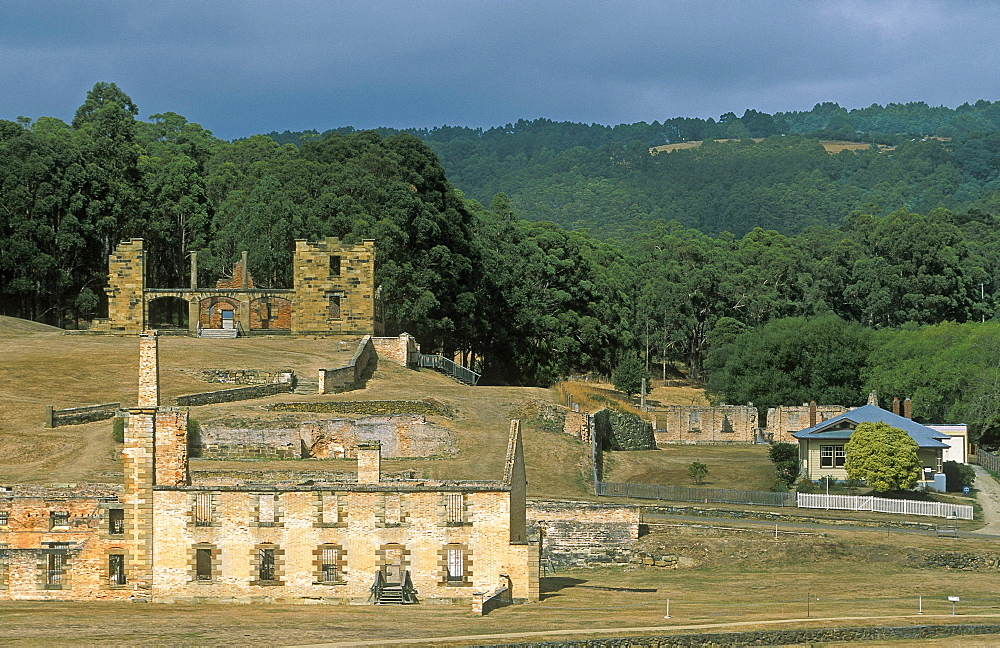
[267, 399, 451, 417]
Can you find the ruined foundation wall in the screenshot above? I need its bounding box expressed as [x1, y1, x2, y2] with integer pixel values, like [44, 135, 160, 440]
[372, 333, 420, 366]
[651, 405, 758, 444]
[766, 404, 849, 443]
[527, 499, 640, 568]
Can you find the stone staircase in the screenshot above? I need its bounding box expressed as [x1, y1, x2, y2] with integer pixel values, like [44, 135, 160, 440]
[198, 328, 238, 339]
[293, 378, 319, 395]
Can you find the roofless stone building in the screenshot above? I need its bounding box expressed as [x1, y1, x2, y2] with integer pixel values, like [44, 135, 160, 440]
[0, 332, 539, 605]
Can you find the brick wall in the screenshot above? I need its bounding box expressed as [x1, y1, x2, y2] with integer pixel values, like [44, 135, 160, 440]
[92, 239, 145, 334]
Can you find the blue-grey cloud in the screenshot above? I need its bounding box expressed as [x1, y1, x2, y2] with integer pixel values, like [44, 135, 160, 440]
[1, 0, 998, 139]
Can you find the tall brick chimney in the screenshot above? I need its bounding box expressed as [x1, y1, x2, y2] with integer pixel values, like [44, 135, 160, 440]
[809, 401, 817, 428]
[892, 397, 900, 416]
[904, 398, 913, 420]
[357, 440, 381, 484]
[137, 330, 159, 408]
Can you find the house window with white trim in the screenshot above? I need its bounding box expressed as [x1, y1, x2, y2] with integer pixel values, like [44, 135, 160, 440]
[820, 445, 846, 469]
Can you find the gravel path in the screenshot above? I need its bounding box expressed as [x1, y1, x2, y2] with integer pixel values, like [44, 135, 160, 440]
[972, 465, 1000, 535]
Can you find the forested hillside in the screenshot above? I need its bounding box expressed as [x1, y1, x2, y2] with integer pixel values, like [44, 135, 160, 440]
[268, 101, 1000, 239]
[4, 85, 1000, 441]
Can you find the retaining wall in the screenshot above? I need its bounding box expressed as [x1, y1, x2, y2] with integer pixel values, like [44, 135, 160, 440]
[527, 499, 640, 568]
[318, 335, 374, 393]
[175, 383, 293, 406]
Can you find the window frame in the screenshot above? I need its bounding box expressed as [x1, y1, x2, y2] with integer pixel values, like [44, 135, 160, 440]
[820, 444, 846, 469]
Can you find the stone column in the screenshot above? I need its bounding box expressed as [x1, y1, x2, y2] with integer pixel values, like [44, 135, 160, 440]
[357, 440, 381, 483]
[138, 331, 159, 408]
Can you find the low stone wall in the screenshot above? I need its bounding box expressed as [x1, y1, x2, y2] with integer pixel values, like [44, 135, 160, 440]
[481, 624, 1000, 647]
[651, 405, 758, 444]
[197, 369, 295, 385]
[46, 403, 122, 428]
[528, 499, 640, 568]
[372, 332, 420, 366]
[175, 383, 293, 406]
[318, 335, 374, 393]
[642, 503, 938, 531]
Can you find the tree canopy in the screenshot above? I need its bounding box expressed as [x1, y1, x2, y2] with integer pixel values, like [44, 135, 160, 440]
[844, 422, 922, 492]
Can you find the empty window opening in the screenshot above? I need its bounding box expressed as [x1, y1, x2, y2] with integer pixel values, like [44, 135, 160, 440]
[445, 493, 464, 524]
[321, 494, 339, 524]
[50, 511, 69, 528]
[328, 295, 342, 319]
[258, 548, 276, 582]
[384, 494, 402, 525]
[319, 547, 339, 583]
[446, 548, 464, 583]
[194, 493, 213, 526]
[108, 508, 124, 535]
[329, 255, 341, 276]
[195, 548, 213, 581]
[258, 494, 276, 526]
[109, 554, 126, 585]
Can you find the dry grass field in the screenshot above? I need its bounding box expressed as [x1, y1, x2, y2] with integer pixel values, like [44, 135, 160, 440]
[2, 525, 1000, 645]
[603, 444, 778, 491]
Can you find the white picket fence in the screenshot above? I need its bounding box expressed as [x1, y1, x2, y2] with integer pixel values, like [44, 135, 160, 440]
[797, 493, 973, 520]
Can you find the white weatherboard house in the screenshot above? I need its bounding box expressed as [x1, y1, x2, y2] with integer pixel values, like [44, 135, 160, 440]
[791, 404, 953, 491]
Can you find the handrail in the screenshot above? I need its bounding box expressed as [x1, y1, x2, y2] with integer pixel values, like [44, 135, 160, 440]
[401, 569, 418, 604]
[417, 354, 481, 385]
[368, 570, 385, 603]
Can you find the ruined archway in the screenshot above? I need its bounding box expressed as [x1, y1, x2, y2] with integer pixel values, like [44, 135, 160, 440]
[147, 296, 189, 330]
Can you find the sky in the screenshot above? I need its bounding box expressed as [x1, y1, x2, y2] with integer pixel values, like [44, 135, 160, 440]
[2, 0, 999, 141]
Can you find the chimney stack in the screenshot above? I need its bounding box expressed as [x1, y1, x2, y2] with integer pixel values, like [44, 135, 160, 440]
[357, 440, 381, 484]
[809, 401, 817, 427]
[892, 397, 900, 416]
[137, 330, 159, 408]
[904, 398, 913, 420]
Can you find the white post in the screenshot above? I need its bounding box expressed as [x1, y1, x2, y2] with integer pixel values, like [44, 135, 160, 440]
[663, 598, 670, 619]
[918, 596, 923, 614]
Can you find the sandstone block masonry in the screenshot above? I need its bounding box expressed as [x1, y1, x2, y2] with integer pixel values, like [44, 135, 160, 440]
[651, 405, 759, 444]
[0, 331, 538, 605]
[91, 237, 383, 337]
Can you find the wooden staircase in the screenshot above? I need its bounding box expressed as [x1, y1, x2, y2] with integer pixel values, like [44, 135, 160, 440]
[370, 570, 418, 605]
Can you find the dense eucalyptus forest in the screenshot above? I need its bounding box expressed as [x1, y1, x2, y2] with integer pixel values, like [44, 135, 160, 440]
[5, 84, 1000, 441]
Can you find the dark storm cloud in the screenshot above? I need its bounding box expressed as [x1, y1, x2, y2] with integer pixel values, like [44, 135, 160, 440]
[1, 1, 998, 139]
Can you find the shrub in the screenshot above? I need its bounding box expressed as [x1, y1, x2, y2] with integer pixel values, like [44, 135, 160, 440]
[942, 460, 976, 492]
[768, 441, 800, 486]
[112, 416, 125, 443]
[687, 461, 708, 484]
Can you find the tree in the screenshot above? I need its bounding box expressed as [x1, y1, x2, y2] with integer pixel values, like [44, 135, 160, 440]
[768, 442, 800, 486]
[687, 461, 708, 484]
[612, 353, 648, 398]
[942, 460, 975, 492]
[844, 422, 922, 492]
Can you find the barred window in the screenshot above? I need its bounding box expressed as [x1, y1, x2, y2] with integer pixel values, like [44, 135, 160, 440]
[194, 493, 213, 526]
[50, 511, 70, 528]
[46, 552, 65, 587]
[258, 548, 276, 582]
[446, 547, 464, 583]
[108, 554, 126, 585]
[445, 493, 464, 524]
[0, 511, 7, 526]
[196, 548, 213, 580]
[108, 508, 124, 535]
[319, 546, 339, 583]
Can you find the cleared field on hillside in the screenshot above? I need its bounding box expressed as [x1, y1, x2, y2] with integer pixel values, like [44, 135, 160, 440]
[649, 139, 892, 154]
[0, 320, 585, 497]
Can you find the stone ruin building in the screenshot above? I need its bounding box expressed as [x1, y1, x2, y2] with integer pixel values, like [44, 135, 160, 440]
[0, 331, 539, 605]
[90, 237, 384, 337]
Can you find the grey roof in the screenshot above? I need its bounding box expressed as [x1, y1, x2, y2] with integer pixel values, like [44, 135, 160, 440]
[790, 404, 950, 449]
